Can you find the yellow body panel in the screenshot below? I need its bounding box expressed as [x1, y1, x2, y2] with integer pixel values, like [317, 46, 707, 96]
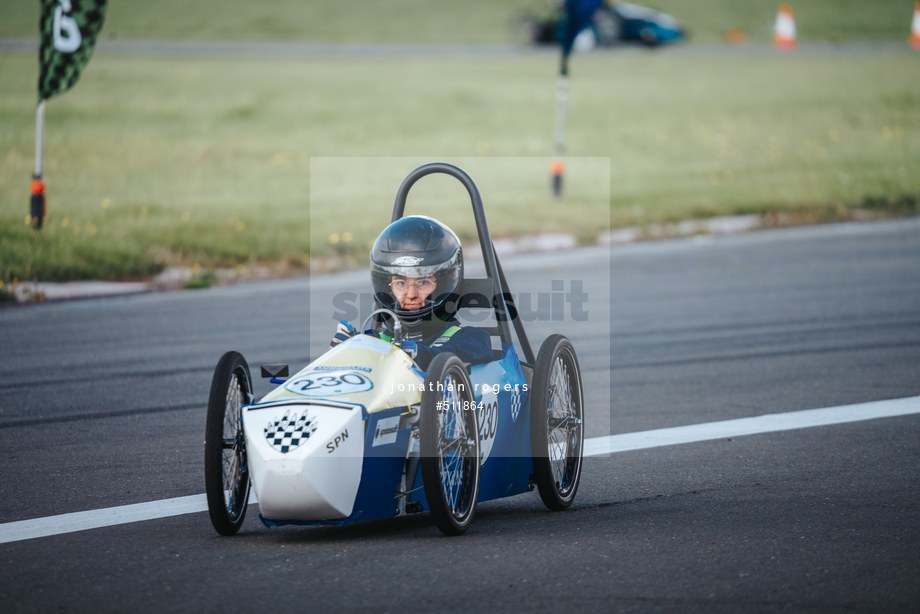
[259, 334, 424, 412]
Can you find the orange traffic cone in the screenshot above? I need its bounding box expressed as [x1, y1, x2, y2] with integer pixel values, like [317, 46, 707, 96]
[773, 3, 797, 50]
[910, 2, 920, 49]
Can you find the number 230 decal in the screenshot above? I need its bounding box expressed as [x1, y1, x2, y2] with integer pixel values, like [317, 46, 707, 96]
[285, 371, 373, 397]
[478, 389, 498, 466]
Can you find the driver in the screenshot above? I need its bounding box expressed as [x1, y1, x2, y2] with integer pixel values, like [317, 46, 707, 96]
[330, 216, 492, 371]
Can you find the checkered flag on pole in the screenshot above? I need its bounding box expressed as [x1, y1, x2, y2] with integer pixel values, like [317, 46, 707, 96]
[30, 0, 107, 229]
[39, 0, 108, 101]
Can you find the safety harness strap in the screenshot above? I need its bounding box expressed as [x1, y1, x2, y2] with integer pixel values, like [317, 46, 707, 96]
[430, 325, 462, 348]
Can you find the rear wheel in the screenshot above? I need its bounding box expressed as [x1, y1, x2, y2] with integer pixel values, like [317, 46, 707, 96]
[205, 351, 252, 535]
[420, 353, 481, 536]
[640, 27, 660, 46]
[530, 335, 584, 511]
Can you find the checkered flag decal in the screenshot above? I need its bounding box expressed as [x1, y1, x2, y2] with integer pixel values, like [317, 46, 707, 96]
[264, 409, 318, 454]
[510, 386, 522, 422]
[38, 0, 108, 101]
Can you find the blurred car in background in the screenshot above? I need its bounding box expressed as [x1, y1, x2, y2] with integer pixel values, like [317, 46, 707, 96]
[516, 1, 686, 49]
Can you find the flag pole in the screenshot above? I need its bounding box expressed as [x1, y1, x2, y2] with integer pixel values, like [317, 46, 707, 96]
[550, 0, 601, 197]
[32, 0, 109, 230]
[551, 57, 569, 197]
[31, 99, 46, 229]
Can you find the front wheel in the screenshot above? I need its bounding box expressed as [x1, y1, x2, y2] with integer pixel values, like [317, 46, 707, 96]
[530, 335, 584, 511]
[420, 353, 481, 536]
[205, 351, 252, 535]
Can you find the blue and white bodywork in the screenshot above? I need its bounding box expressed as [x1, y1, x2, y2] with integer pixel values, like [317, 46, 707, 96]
[242, 334, 532, 526]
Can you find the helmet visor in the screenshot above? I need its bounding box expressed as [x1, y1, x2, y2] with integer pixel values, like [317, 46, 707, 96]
[371, 249, 461, 318]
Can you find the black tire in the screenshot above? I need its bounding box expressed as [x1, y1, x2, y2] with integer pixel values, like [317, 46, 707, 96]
[530, 335, 584, 511]
[420, 353, 481, 536]
[205, 351, 252, 535]
[640, 28, 660, 46]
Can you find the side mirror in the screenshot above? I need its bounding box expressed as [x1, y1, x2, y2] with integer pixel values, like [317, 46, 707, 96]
[260, 364, 289, 379]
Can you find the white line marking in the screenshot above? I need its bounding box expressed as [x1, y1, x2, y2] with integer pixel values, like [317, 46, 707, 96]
[583, 395, 920, 456]
[0, 491, 257, 546]
[2, 396, 918, 544]
[0, 495, 208, 545]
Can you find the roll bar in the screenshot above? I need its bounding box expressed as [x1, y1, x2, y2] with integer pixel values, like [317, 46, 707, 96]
[391, 162, 535, 364]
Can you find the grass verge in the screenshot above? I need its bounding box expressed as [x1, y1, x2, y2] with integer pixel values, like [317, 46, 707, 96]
[1, 50, 918, 281]
[1, 0, 915, 43]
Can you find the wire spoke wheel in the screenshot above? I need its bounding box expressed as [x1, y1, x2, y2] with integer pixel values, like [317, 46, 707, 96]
[531, 335, 584, 511]
[205, 351, 252, 535]
[420, 353, 480, 536]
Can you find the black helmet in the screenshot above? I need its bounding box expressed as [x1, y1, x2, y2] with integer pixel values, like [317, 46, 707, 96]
[370, 216, 463, 330]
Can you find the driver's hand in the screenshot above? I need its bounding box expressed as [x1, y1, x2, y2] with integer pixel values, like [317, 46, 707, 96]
[330, 320, 356, 348]
[399, 339, 418, 361]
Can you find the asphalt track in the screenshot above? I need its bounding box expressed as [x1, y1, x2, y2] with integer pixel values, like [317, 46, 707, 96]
[1, 219, 919, 612]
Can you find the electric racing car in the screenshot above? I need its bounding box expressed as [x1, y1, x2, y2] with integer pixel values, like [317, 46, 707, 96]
[518, 1, 686, 49]
[204, 163, 585, 536]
